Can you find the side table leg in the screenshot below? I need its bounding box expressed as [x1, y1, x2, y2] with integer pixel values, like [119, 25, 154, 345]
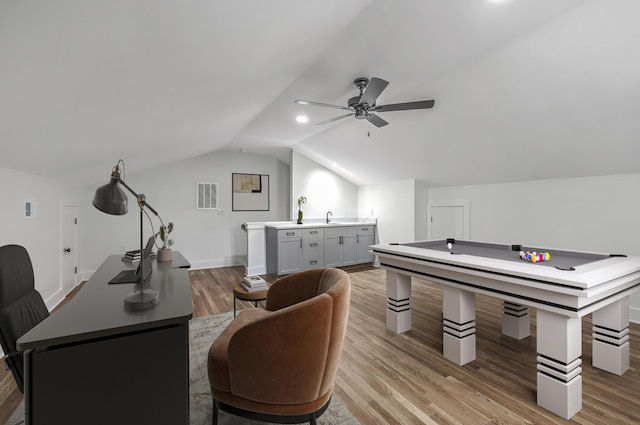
[502, 302, 530, 340]
[536, 310, 582, 420]
[592, 297, 630, 375]
[386, 271, 411, 333]
[443, 287, 476, 365]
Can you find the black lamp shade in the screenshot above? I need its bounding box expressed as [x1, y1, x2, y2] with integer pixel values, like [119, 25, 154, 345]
[93, 177, 128, 215]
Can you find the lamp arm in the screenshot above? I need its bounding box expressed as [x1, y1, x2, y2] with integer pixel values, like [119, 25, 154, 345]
[117, 177, 161, 218]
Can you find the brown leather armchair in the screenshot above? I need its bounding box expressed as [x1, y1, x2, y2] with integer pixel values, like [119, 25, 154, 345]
[207, 268, 351, 425]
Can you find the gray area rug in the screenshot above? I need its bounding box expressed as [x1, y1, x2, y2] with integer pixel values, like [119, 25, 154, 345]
[8, 311, 359, 425]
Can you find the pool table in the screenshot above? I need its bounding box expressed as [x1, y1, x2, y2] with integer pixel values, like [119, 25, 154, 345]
[370, 239, 640, 420]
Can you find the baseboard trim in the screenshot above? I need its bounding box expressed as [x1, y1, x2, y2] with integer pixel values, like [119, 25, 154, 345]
[189, 257, 242, 271]
[44, 288, 67, 312]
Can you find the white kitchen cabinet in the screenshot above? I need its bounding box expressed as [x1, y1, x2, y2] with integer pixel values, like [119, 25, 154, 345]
[267, 228, 302, 275]
[325, 226, 357, 267]
[267, 223, 375, 275]
[302, 228, 325, 270]
[356, 225, 375, 264]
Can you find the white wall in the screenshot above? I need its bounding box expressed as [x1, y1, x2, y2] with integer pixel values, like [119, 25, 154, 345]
[80, 151, 289, 274]
[358, 179, 417, 244]
[291, 151, 358, 221]
[428, 173, 640, 322]
[414, 180, 429, 241]
[0, 166, 81, 308]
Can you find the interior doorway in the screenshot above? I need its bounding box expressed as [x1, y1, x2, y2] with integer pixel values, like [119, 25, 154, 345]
[60, 202, 78, 295]
[428, 201, 469, 240]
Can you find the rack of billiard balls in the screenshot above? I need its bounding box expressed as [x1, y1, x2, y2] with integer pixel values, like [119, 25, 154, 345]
[519, 250, 551, 263]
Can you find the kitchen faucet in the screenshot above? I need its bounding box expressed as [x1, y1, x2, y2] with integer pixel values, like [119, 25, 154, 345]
[326, 211, 332, 223]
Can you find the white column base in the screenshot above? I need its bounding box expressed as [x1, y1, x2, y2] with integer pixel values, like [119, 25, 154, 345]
[592, 339, 630, 375]
[537, 372, 582, 420]
[387, 308, 412, 334]
[502, 302, 530, 340]
[442, 287, 476, 366]
[592, 297, 630, 375]
[444, 329, 476, 365]
[386, 271, 411, 334]
[536, 310, 582, 419]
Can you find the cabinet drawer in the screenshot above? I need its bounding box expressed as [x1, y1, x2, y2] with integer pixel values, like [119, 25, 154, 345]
[302, 253, 325, 270]
[303, 228, 325, 238]
[278, 229, 302, 239]
[325, 226, 356, 237]
[356, 226, 374, 235]
[304, 240, 324, 251]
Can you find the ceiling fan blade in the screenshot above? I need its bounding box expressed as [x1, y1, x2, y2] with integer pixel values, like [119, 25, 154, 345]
[317, 113, 354, 125]
[294, 100, 352, 111]
[359, 77, 389, 107]
[365, 113, 388, 128]
[372, 99, 435, 112]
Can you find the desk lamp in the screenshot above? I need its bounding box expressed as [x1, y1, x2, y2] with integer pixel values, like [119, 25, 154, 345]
[93, 160, 162, 310]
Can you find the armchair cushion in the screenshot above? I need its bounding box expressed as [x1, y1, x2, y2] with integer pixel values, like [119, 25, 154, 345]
[207, 268, 351, 419]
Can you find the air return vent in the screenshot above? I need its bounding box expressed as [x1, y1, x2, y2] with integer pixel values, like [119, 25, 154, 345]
[196, 182, 218, 210]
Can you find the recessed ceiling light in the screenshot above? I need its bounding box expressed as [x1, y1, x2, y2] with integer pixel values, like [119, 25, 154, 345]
[296, 115, 309, 124]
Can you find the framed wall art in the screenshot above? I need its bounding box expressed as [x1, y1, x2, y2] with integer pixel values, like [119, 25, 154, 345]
[232, 173, 269, 211]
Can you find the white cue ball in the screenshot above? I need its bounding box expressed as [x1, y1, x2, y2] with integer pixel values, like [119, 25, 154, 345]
[447, 242, 453, 250]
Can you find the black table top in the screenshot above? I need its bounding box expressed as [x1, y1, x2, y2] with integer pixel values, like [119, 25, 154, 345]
[17, 253, 193, 350]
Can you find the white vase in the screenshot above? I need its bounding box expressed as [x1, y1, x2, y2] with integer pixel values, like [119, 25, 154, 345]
[157, 248, 173, 262]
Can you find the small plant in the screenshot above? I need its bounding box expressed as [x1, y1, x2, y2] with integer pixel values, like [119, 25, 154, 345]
[297, 196, 307, 209]
[159, 222, 174, 248]
[297, 196, 307, 224]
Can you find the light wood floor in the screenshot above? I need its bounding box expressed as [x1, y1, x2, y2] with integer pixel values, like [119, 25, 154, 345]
[2, 265, 640, 424]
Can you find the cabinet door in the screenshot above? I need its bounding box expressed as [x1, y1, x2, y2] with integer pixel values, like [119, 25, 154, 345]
[341, 234, 357, 266]
[324, 235, 341, 267]
[357, 234, 374, 263]
[278, 238, 302, 274]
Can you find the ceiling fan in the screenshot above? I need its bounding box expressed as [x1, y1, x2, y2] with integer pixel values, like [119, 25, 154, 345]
[294, 77, 435, 128]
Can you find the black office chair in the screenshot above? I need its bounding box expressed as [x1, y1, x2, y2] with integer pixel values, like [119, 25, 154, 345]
[0, 245, 50, 393]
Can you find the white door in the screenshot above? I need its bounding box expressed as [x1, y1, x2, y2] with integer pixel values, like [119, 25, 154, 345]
[428, 201, 469, 240]
[61, 203, 78, 294]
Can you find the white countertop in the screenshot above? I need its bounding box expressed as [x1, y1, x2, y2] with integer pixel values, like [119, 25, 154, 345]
[262, 219, 376, 230]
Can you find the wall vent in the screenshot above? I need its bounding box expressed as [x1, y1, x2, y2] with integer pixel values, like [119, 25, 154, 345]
[196, 182, 218, 210]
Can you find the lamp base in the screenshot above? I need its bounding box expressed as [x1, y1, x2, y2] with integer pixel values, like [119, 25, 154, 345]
[124, 289, 159, 310]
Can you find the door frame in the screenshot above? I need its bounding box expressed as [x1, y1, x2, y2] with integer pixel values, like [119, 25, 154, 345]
[60, 201, 78, 295]
[427, 200, 470, 240]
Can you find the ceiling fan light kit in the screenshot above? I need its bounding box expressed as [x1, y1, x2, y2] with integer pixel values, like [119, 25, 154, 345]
[295, 76, 435, 128]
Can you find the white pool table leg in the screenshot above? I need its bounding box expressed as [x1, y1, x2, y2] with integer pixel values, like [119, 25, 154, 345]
[592, 297, 630, 375]
[443, 286, 476, 365]
[536, 310, 582, 420]
[386, 271, 412, 333]
[502, 302, 530, 340]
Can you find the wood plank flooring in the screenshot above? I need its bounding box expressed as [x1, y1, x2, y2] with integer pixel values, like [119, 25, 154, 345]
[2, 265, 640, 424]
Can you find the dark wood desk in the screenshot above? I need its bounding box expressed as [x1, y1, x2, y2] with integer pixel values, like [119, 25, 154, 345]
[17, 253, 193, 425]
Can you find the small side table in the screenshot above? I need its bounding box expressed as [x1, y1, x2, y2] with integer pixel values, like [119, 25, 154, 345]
[232, 283, 268, 317]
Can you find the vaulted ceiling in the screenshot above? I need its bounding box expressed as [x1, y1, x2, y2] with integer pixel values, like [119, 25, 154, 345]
[2, 1, 639, 188]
